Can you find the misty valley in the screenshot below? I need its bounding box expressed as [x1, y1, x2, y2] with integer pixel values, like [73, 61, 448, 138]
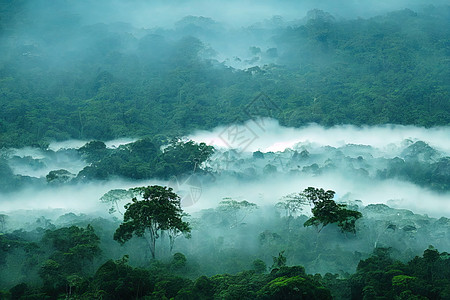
[1, 0, 450, 299]
[1, 122, 450, 299]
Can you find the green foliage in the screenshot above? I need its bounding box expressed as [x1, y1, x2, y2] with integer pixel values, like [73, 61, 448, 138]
[259, 276, 322, 299]
[392, 275, 417, 294]
[276, 193, 308, 229]
[92, 256, 154, 299]
[114, 185, 191, 259]
[0, 157, 41, 193]
[257, 269, 333, 300]
[39, 259, 64, 290]
[253, 151, 265, 159]
[152, 275, 193, 299]
[1, 207, 450, 299]
[100, 188, 138, 215]
[348, 246, 450, 299]
[38, 225, 101, 296]
[218, 198, 258, 228]
[378, 153, 450, 192]
[42, 224, 101, 262]
[46, 169, 75, 184]
[0, 6, 449, 297]
[9, 282, 27, 299]
[78, 140, 108, 163]
[272, 251, 287, 270]
[0, 233, 39, 266]
[171, 252, 187, 270]
[77, 139, 214, 181]
[253, 259, 267, 274]
[303, 187, 362, 233]
[0, 6, 449, 148]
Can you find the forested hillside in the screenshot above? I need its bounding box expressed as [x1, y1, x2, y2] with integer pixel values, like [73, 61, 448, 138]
[2, 189, 450, 299]
[1, 1, 450, 299]
[0, 2, 448, 148]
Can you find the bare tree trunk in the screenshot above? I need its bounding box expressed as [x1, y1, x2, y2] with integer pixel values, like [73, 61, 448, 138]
[169, 234, 177, 253]
[145, 229, 156, 259]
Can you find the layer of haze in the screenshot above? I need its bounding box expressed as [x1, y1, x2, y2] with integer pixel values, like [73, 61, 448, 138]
[1, 0, 449, 228]
[4, 0, 449, 71]
[20, 0, 450, 28]
[189, 118, 450, 155]
[1, 122, 449, 221]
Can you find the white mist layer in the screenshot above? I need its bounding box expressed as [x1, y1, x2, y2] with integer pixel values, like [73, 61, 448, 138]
[0, 179, 161, 214]
[7, 148, 85, 178]
[184, 119, 450, 217]
[184, 173, 450, 218]
[70, 0, 450, 29]
[1, 121, 449, 219]
[189, 118, 450, 155]
[48, 138, 137, 151]
[7, 138, 137, 178]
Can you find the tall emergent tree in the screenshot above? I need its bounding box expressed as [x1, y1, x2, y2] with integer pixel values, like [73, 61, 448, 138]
[276, 192, 308, 229]
[114, 185, 191, 259]
[303, 187, 362, 233]
[218, 198, 258, 228]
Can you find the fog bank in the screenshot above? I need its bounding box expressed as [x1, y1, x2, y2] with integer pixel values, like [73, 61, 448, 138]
[189, 118, 450, 155]
[1, 121, 449, 220]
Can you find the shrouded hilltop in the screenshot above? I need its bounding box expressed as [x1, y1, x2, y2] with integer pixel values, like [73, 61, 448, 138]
[0, 1, 449, 147]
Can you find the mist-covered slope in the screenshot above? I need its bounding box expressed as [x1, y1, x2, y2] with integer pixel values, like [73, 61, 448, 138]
[1, 120, 449, 216]
[1, 187, 450, 299]
[0, 1, 449, 147]
[1, 1, 450, 299]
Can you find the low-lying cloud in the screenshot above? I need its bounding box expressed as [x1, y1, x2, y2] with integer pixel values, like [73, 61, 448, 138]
[1, 120, 449, 221]
[189, 118, 450, 155]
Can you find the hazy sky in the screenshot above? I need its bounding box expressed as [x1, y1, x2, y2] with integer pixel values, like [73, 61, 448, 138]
[22, 0, 450, 29]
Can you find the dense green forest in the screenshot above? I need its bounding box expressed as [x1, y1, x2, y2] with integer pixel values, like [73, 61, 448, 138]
[0, 2, 449, 148]
[1, 1, 450, 299]
[1, 186, 450, 299]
